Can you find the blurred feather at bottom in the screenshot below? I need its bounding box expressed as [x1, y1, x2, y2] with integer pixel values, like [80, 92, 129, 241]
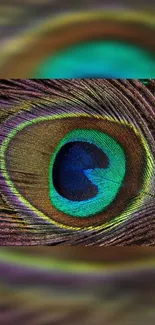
[0, 247, 155, 325]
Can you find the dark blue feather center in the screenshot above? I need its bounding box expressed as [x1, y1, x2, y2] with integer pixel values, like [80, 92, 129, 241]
[53, 141, 109, 201]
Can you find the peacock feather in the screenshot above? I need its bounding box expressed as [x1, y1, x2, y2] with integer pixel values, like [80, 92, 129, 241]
[0, 247, 155, 324]
[0, 1, 155, 78]
[0, 79, 155, 245]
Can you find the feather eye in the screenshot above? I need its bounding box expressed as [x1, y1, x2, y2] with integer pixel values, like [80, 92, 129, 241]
[0, 8, 155, 78]
[0, 79, 155, 245]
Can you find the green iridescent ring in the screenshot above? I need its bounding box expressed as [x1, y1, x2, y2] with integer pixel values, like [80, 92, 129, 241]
[49, 129, 126, 217]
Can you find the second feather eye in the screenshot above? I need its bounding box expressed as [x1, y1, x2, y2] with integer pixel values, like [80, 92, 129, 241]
[0, 9, 155, 78]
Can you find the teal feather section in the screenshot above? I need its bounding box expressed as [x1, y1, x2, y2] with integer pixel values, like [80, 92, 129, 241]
[33, 41, 155, 79]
